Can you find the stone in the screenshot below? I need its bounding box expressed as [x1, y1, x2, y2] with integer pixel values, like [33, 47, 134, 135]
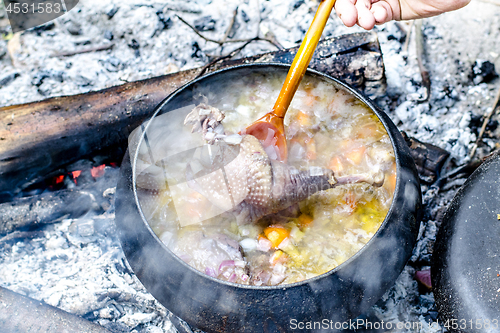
[127, 39, 140, 58]
[156, 10, 172, 31]
[0, 73, 19, 89]
[240, 10, 250, 23]
[193, 15, 216, 31]
[291, 0, 305, 11]
[74, 75, 93, 87]
[32, 70, 65, 87]
[99, 57, 122, 73]
[66, 21, 82, 36]
[106, 5, 119, 19]
[103, 30, 114, 41]
[28, 22, 56, 36]
[470, 59, 498, 85]
[191, 41, 204, 59]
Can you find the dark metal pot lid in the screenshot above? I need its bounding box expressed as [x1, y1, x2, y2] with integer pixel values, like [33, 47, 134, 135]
[432, 151, 500, 332]
[115, 63, 422, 333]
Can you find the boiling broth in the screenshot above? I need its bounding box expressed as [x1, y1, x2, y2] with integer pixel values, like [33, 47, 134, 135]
[135, 71, 396, 286]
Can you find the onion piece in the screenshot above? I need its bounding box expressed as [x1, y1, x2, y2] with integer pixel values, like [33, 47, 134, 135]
[239, 238, 258, 252]
[264, 144, 279, 161]
[177, 254, 191, 263]
[263, 128, 275, 147]
[288, 142, 305, 161]
[205, 267, 217, 277]
[223, 134, 243, 145]
[219, 260, 235, 272]
[257, 238, 272, 252]
[234, 260, 246, 268]
[204, 131, 216, 141]
[269, 273, 286, 285]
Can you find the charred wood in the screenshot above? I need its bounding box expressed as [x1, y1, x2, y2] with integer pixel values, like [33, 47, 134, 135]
[210, 31, 385, 91]
[0, 189, 94, 235]
[436, 150, 499, 190]
[51, 43, 115, 58]
[415, 20, 430, 101]
[0, 286, 111, 333]
[403, 133, 450, 184]
[0, 32, 385, 196]
[0, 165, 118, 234]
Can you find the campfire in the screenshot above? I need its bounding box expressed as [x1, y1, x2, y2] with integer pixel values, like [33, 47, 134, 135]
[1, 0, 500, 332]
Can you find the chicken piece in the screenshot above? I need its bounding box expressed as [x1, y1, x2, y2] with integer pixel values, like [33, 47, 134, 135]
[187, 134, 382, 225]
[183, 104, 383, 225]
[184, 103, 225, 143]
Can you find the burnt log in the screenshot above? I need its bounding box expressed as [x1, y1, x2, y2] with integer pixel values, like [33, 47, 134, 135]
[403, 134, 450, 184]
[0, 165, 118, 234]
[0, 189, 94, 235]
[0, 32, 385, 196]
[0, 286, 111, 333]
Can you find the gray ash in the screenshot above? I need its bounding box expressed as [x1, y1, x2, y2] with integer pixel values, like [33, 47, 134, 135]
[1, 0, 500, 332]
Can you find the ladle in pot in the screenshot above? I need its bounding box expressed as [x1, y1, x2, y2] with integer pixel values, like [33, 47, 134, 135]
[244, 0, 336, 162]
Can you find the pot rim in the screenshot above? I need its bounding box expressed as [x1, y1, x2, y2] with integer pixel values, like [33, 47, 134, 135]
[131, 62, 407, 291]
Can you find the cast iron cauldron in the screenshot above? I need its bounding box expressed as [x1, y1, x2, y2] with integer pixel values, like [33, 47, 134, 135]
[115, 64, 421, 332]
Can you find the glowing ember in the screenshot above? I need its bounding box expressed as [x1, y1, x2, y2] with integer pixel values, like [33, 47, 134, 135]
[53, 175, 65, 185]
[71, 170, 82, 184]
[91, 165, 106, 178]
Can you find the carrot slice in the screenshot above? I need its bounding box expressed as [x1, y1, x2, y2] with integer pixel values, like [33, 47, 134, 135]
[328, 156, 344, 173]
[263, 225, 290, 248]
[269, 250, 288, 265]
[344, 146, 366, 165]
[305, 138, 316, 160]
[356, 123, 379, 140]
[296, 111, 311, 126]
[297, 214, 314, 229]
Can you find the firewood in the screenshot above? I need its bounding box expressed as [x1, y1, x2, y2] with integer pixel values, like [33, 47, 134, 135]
[402, 133, 450, 184]
[0, 189, 94, 235]
[0, 32, 385, 196]
[415, 20, 430, 101]
[0, 286, 111, 333]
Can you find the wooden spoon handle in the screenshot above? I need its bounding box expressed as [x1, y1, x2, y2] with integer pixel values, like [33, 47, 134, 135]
[272, 0, 336, 118]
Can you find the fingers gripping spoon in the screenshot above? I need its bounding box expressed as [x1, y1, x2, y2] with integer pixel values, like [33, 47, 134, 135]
[244, 0, 336, 162]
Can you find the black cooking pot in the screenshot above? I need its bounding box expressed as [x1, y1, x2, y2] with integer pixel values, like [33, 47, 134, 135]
[115, 64, 421, 332]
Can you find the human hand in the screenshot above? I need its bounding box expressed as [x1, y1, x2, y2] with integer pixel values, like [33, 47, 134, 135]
[334, 0, 471, 30]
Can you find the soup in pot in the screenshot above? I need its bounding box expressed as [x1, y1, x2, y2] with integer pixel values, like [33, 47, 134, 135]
[133, 71, 396, 286]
